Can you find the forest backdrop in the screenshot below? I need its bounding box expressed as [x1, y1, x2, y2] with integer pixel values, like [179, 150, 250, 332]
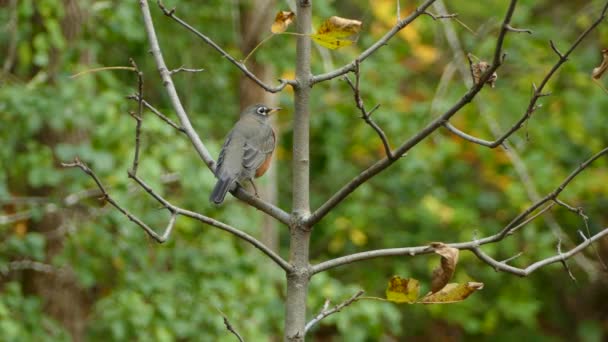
[1, 0, 608, 340]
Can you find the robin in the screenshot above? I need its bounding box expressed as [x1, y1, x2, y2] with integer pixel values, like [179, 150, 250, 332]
[210, 104, 281, 204]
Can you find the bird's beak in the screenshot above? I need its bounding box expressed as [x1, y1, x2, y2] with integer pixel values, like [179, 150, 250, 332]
[268, 107, 282, 114]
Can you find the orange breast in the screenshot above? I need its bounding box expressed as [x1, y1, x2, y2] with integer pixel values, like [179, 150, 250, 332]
[255, 152, 273, 178]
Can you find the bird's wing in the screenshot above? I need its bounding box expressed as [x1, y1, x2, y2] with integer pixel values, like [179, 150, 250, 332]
[215, 129, 233, 174]
[243, 127, 275, 172]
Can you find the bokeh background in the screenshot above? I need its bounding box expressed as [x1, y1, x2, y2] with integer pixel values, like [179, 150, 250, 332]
[1, 0, 608, 340]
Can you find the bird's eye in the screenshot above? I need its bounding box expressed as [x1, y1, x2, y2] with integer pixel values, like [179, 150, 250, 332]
[257, 106, 267, 115]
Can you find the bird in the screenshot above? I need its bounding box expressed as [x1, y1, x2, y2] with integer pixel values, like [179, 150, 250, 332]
[210, 104, 281, 204]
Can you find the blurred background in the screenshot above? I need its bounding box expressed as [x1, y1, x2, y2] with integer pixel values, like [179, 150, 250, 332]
[1, 0, 608, 340]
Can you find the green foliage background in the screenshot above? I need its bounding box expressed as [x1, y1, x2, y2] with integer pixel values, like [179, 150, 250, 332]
[1, 0, 608, 340]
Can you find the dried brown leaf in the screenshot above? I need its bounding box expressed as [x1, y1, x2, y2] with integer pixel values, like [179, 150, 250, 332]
[429, 242, 459, 293]
[271, 11, 295, 34]
[468, 53, 497, 88]
[592, 48, 608, 80]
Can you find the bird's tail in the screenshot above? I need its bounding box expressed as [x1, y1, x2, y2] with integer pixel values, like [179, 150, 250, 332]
[210, 177, 233, 204]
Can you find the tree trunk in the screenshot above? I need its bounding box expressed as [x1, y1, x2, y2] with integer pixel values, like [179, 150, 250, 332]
[285, 0, 312, 341]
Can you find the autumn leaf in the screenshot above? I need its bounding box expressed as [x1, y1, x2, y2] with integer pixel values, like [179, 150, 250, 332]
[311, 16, 362, 49]
[271, 11, 295, 34]
[418, 282, 484, 303]
[429, 242, 459, 293]
[386, 276, 419, 303]
[467, 53, 497, 88]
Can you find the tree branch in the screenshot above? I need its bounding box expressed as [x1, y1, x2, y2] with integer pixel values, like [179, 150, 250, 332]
[128, 58, 144, 175]
[126, 95, 185, 133]
[311, 146, 608, 274]
[306, 0, 518, 226]
[138, 0, 291, 225]
[304, 290, 365, 333]
[444, 2, 608, 148]
[432, 0, 600, 277]
[62, 158, 293, 272]
[221, 313, 245, 342]
[157, 0, 294, 93]
[311, 0, 437, 84]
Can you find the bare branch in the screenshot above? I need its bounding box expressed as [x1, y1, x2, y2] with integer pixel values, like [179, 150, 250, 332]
[139, 0, 291, 225]
[221, 314, 245, 342]
[311, 0, 437, 84]
[62, 158, 177, 243]
[126, 95, 185, 133]
[557, 238, 577, 282]
[140, 0, 214, 168]
[344, 61, 394, 160]
[549, 40, 564, 59]
[157, 0, 294, 93]
[433, 0, 599, 277]
[62, 158, 293, 272]
[129, 58, 144, 176]
[469, 224, 608, 277]
[307, 0, 518, 226]
[445, 5, 608, 148]
[311, 147, 608, 274]
[305, 290, 365, 333]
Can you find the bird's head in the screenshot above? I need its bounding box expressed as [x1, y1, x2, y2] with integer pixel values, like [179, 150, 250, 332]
[244, 104, 282, 120]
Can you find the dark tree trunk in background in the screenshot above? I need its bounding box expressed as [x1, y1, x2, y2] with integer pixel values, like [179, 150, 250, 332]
[238, 0, 279, 251]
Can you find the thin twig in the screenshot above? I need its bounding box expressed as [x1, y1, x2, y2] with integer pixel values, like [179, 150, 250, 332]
[423, 11, 458, 20]
[157, 0, 293, 93]
[304, 290, 365, 332]
[129, 58, 144, 176]
[169, 66, 205, 75]
[500, 252, 523, 265]
[222, 314, 245, 342]
[554, 199, 608, 270]
[343, 60, 394, 160]
[70, 66, 136, 78]
[126, 95, 185, 133]
[504, 24, 532, 34]
[557, 238, 577, 282]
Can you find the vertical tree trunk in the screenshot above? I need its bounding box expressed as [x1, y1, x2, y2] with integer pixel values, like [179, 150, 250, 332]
[237, 0, 279, 251]
[285, 0, 312, 341]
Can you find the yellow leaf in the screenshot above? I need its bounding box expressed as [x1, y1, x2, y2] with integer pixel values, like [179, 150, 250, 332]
[421, 195, 454, 224]
[311, 16, 362, 50]
[349, 228, 367, 246]
[271, 11, 295, 34]
[429, 242, 459, 293]
[386, 276, 420, 303]
[418, 282, 484, 304]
